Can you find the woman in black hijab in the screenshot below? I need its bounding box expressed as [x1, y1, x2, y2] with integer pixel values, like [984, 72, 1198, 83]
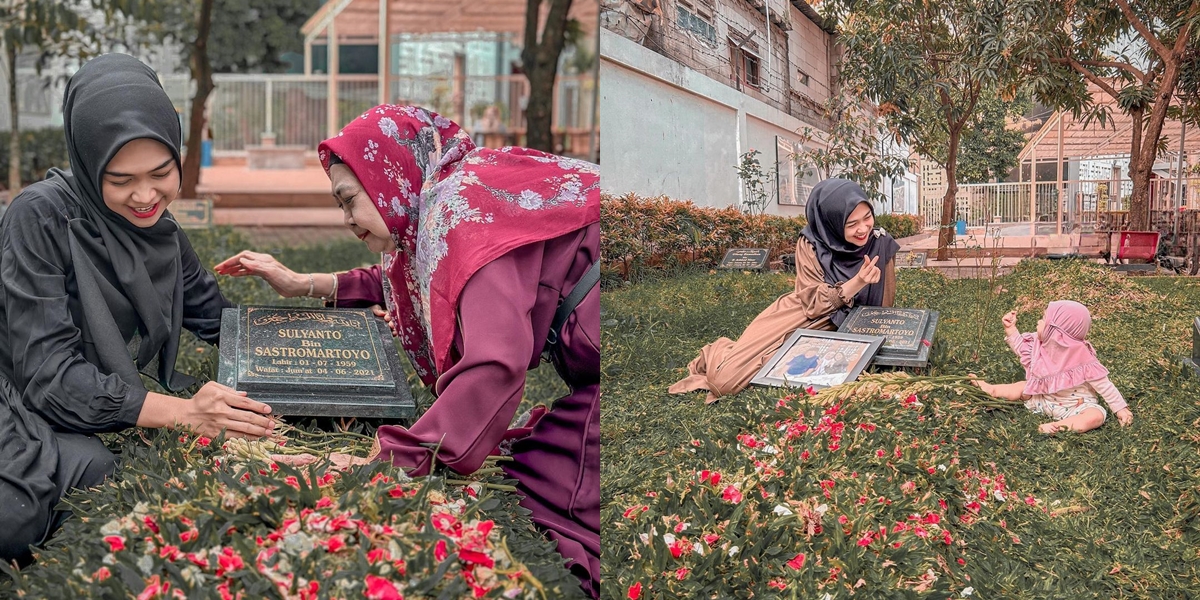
[0, 54, 274, 564]
[669, 178, 900, 402]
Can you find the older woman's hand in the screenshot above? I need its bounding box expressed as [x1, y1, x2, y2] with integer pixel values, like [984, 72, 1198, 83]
[214, 251, 307, 298]
[370, 305, 398, 337]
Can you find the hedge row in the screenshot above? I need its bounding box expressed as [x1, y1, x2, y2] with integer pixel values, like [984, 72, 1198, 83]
[0, 128, 70, 189]
[600, 193, 925, 281]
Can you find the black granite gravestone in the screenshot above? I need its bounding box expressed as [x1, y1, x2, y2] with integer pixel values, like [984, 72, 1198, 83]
[217, 306, 415, 418]
[718, 248, 770, 271]
[168, 199, 212, 228]
[1184, 317, 1200, 377]
[837, 306, 939, 367]
[896, 251, 927, 269]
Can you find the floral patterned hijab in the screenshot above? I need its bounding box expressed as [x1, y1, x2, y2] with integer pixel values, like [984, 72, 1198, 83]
[319, 106, 599, 386]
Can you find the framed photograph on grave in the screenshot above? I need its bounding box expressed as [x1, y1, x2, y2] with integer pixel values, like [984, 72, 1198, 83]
[751, 329, 884, 390]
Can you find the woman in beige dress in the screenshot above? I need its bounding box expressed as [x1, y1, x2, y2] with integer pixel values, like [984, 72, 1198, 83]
[669, 178, 900, 403]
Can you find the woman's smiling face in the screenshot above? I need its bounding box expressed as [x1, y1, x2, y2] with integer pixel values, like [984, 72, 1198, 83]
[328, 163, 397, 253]
[100, 138, 179, 227]
[843, 202, 875, 247]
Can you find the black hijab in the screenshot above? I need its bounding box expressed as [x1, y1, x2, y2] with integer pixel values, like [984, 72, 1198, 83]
[45, 53, 193, 392]
[799, 178, 900, 326]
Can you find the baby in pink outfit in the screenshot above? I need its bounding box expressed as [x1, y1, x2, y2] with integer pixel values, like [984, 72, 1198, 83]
[972, 300, 1133, 434]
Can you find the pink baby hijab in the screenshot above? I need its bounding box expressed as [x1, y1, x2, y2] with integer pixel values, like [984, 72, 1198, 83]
[1013, 300, 1109, 395]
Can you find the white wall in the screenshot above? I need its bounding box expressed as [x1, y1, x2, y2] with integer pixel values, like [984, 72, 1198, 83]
[600, 27, 815, 218]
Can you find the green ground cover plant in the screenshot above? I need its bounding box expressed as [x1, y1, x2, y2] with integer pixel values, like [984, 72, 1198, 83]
[601, 260, 1200, 598]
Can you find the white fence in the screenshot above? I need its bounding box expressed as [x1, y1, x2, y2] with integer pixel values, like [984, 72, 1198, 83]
[0, 68, 595, 152]
[920, 178, 1199, 233]
[161, 73, 596, 153]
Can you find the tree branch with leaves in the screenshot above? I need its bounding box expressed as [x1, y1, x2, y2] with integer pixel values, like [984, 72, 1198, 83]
[0, 0, 95, 193]
[792, 94, 908, 206]
[1024, 0, 1200, 230]
[821, 0, 1039, 259]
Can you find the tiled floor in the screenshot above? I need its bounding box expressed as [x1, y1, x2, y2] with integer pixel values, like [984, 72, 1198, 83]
[199, 164, 346, 244]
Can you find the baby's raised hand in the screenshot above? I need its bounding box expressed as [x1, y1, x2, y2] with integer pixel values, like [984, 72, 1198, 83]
[1001, 310, 1018, 329]
[1116, 408, 1133, 427]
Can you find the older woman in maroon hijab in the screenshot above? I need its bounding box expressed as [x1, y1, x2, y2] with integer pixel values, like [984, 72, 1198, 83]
[216, 106, 600, 596]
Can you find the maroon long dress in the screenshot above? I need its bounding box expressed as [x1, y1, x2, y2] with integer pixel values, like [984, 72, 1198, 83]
[335, 223, 600, 598]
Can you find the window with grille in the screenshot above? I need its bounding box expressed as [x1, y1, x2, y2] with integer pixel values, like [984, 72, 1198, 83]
[732, 49, 760, 88]
[676, 4, 716, 44]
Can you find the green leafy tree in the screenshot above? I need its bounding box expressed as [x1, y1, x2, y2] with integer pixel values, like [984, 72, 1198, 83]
[0, 1, 93, 192]
[793, 94, 909, 205]
[1022, 0, 1200, 231]
[522, 0, 575, 152]
[208, 0, 321, 73]
[96, 0, 323, 199]
[820, 0, 1038, 260]
[948, 93, 1031, 184]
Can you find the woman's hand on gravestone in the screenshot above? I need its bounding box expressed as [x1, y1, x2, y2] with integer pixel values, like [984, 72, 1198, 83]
[214, 251, 308, 298]
[183, 382, 276, 439]
[371, 305, 398, 337]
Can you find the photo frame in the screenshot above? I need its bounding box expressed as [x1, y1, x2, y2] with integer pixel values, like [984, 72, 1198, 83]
[750, 329, 884, 390]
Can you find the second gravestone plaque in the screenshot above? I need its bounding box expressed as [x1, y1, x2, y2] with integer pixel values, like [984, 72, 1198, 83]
[217, 306, 416, 419]
[837, 306, 939, 368]
[718, 248, 770, 271]
[896, 251, 927, 269]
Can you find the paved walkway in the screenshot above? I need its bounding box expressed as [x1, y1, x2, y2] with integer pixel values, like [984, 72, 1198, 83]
[895, 228, 1108, 279]
[899, 229, 1089, 254]
[198, 163, 344, 234]
[214, 207, 343, 227]
[198, 163, 330, 195]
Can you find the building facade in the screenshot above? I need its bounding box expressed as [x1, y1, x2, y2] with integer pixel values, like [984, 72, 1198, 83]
[600, 0, 856, 217]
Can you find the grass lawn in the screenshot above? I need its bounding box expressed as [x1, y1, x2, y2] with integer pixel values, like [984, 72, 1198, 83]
[601, 260, 1200, 598]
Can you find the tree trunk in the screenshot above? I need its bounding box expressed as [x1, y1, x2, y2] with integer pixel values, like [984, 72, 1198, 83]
[935, 126, 962, 261]
[1127, 145, 1154, 231]
[181, 0, 215, 200]
[7, 40, 19, 194]
[521, 0, 573, 152]
[1126, 60, 1184, 231]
